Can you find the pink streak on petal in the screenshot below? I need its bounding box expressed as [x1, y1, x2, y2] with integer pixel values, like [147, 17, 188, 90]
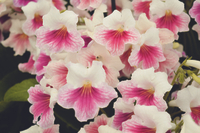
[103, 65, 119, 87]
[132, 0, 152, 19]
[43, 125, 59, 133]
[82, 35, 92, 48]
[52, 0, 66, 10]
[189, 1, 200, 18]
[120, 46, 135, 77]
[35, 52, 51, 76]
[84, 114, 108, 133]
[191, 106, 200, 125]
[47, 63, 68, 90]
[58, 83, 117, 121]
[155, 13, 190, 34]
[36, 74, 44, 82]
[18, 55, 36, 74]
[112, 110, 134, 130]
[28, 85, 54, 128]
[36, 26, 84, 53]
[129, 44, 165, 69]
[13, 0, 38, 7]
[94, 26, 140, 56]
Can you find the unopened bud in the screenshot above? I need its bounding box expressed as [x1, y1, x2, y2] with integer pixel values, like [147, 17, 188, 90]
[187, 70, 200, 84]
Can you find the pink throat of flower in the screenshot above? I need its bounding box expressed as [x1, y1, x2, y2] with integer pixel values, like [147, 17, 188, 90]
[81, 81, 92, 95]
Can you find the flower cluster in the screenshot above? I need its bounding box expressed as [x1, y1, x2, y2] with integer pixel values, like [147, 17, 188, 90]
[0, 0, 200, 132]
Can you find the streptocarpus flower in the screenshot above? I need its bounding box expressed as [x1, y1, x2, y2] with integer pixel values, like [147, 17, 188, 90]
[13, 0, 38, 7]
[22, 0, 51, 36]
[98, 125, 122, 133]
[192, 24, 200, 40]
[36, 6, 84, 53]
[150, 0, 190, 36]
[57, 61, 117, 121]
[128, 27, 166, 69]
[28, 84, 58, 129]
[118, 67, 172, 111]
[189, 0, 200, 25]
[78, 42, 124, 87]
[169, 85, 200, 125]
[122, 105, 172, 133]
[93, 9, 140, 56]
[1, 19, 34, 56]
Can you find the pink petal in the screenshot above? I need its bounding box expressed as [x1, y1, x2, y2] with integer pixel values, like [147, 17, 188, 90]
[28, 85, 55, 129]
[94, 25, 140, 56]
[122, 116, 156, 133]
[154, 12, 190, 34]
[129, 44, 165, 69]
[52, 0, 66, 10]
[189, 1, 200, 18]
[13, 0, 38, 7]
[132, 0, 152, 19]
[36, 26, 84, 53]
[35, 52, 51, 76]
[120, 46, 135, 77]
[191, 106, 200, 125]
[112, 110, 134, 130]
[84, 114, 108, 133]
[18, 55, 36, 74]
[77, 0, 90, 10]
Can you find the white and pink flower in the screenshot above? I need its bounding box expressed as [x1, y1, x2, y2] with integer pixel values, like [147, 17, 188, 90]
[93, 9, 140, 56]
[36, 6, 84, 53]
[57, 61, 117, 121]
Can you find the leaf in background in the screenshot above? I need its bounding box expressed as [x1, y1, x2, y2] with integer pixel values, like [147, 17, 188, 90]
[4, 78, 38, 102]
[0, 69, 35, 112]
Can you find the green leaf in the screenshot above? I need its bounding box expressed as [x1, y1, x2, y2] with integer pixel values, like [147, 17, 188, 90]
[4, 78, 38, 102]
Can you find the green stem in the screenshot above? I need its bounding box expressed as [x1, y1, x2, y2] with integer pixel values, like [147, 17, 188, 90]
[54, 112, 79, 131]
[100, 108, 107, 116]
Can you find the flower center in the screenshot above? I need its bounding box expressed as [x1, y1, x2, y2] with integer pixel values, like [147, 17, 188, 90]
[81, 81, 92, 95]
[34, 13, 43, 23]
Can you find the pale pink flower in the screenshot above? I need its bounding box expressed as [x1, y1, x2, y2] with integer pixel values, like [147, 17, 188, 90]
[36, 6, 84, 53]
[22, 0, 51, 36]
[128, 27, 166, 69]
[118, 67, 172, 111]
[1, 19, 34, 56]
[57, 61, 117, 121]
[189, 0, 200, 25]
[122, 105, 172, 133]
[50, 0, 67, 10]
[150, 0, 190, 36]
[98, 125, 122, 133]
[13, 0, 38, 7]
[93, 9, 140, 56]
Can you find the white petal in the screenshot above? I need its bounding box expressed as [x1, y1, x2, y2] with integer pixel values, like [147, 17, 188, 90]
[98, 125, 122, 133]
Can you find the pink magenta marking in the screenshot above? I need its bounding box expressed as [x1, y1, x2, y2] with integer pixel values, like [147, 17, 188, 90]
[104, 30, 131, 55]
[128, 125, 156, 133]
[35, 53, 51, 75]
[32, 14, 43, 30]
[133, 0, 151, 19]
[113, 111, 134, 130]
[155, 12, 183, 33]
[52, 0, 65, 10]
[138, 44, 163, 69]
[13, 0, 38, 7]
[191, 106, 200, 125]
